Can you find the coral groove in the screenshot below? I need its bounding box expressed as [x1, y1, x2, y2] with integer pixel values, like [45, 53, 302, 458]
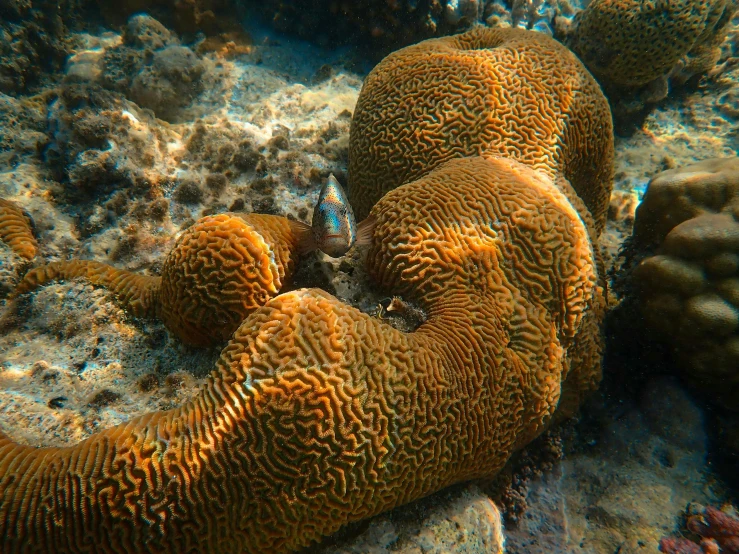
[0, 156, 604, 553]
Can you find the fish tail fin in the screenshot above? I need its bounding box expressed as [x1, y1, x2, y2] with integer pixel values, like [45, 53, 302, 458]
[355, 216, 377, 246]
[288, 219, 318, 255]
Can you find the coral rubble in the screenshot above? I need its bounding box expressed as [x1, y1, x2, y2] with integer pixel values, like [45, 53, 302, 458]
[92, 14, 223, 122]
[0, 0, 88, 94]
[248, 0, 482, 51]
[95, 0, 243, 37]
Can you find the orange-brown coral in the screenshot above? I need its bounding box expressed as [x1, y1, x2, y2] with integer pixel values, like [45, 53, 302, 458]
[17, 213, 302, 346]
[628, 158, 739, 409]
[0, 198, 38, 260]
[17, 260, 161, 317]
[566, 0, 736, 89]
[348, 26, 614, 233]
[0, 156, 605, 553]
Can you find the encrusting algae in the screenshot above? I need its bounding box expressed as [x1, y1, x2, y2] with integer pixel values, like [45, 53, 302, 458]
[0, 26, 613, 554]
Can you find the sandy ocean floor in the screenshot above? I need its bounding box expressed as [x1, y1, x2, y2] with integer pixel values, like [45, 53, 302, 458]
[1, 9, 738, 554]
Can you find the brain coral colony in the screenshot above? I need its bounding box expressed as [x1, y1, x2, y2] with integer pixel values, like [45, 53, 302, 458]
[1, 0, 738, 552]
[0, 16, 613, 553]
[564, 0, 737, 121]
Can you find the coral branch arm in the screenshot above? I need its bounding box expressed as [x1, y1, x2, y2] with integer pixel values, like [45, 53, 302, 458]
[0, 198, 38, 260]
[17, 260, 161, 318]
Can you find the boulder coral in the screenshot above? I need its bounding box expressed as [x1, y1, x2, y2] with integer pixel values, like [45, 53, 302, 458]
[0, 156, 605, 553]
[16, 213, 302, 346]
[628, 158, 739, 409]
[348, 26, 614, 233]
[566, 0, 737, 91]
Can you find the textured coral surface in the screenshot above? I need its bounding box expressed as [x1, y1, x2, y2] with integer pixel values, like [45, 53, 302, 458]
[17, 213, 301, 346]
[0, 198, 38, 260]
[348, 27, 614, 232]
[628, 158, 739, 409]
[0, 156, 604, 553]
[567, 0, 736, 88]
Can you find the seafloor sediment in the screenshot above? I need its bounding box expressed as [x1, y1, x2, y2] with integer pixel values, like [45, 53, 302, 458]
[0, 5, 737, 554]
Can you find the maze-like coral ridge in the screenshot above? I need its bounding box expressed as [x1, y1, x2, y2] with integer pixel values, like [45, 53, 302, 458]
[0, 156, 604, 553]
[15, 213, 301, 346]
[348, 27, 614, 233]
[0, 198, 37, 260]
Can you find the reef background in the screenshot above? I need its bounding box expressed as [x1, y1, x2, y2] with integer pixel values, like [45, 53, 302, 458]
[1, 2, 738, 553]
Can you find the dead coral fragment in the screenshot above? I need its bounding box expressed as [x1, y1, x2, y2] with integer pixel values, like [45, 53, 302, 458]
[349, 27, 614, 233]
[0, 156, 604, 553]
[0, 198, 37, 260]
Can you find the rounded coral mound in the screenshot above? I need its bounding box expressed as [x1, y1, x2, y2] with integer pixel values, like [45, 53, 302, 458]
[348, 26, 614, 233]
[16, 213, 302, 346]
[0, 156, 604, 553]
[158, 213, 300, 345]
[629, 158, 739, 409]
[566, 0, 736, 89]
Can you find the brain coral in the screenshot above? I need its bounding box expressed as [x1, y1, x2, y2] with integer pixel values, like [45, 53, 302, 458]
[566, 0, 737, 89]
[0, 198, 37, 260]
[0, 156, 605, 553]
[17, 213, 301, 346]
[348, 26, 614, 233]
[628, 158, 739, 409]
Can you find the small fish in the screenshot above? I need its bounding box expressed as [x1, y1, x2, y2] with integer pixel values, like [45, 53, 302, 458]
[293, 174, 375, 258]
